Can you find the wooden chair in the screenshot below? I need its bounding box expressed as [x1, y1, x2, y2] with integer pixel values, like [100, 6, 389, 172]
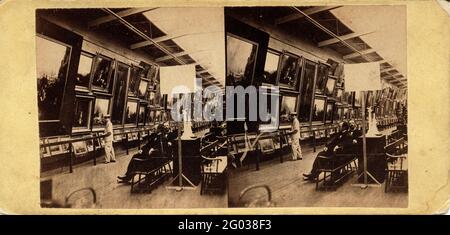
[385, 138, 408, 193]
[200, 140, 227, 195]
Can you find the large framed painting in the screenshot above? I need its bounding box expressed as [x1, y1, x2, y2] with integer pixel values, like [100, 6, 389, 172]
[325, 101, 334, 123]
[315, 62, 330, 94]
[36, 35, 72, 122]
[279, 94, 298, 126]
[91, 54, 113, 92]
[75, 52, 94, 90]
[146, 63, 159, 90]
[325, 75, 337, 97]
[92, 97, 110, 127]
[138, 103, 146, 125]
[311, 96, 326, 123]
[129, 65, 143, 97]
[72, 95, 93, 131]
[111, 62, 129, 125]
[226, 33, 258, 86]
[261, 50, 280, 85]
[278, 52, 301, 91]
[124, 99, 138, 125]
[298, 59, 317, 123]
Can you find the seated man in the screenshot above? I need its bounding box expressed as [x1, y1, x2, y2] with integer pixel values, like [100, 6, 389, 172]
[302, 121, 358, 181]
[117, 124, 170, 183]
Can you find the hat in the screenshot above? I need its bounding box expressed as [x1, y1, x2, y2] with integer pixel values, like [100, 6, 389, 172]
[104, 114, 111, 118]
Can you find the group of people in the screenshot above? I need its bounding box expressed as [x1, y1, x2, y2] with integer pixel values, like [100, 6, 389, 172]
[302, 120, 362, 181]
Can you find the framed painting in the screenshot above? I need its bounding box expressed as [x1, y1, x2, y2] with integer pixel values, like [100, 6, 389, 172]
[279, 94, 298, 126]
[226, 33, 258, 86]
[259, 138, 275, 154]
[92, 97, 110, 127]
[72, 141, 88, 157]
[47, 137, 62, 155]
[75, 52, 94, 90]
[335, 87, 343, 103]
[298, 59, 316, 123]
[111, 62, 129, 125]
[138, 104, 146, 125]
[138, 79, 149, 99]
[311, 96, 326, 123]
[36, 35, 72, 122]
[72, 95, 93, 132]
[124, 99, 138, 126]
[315, 62, 330, 94]
[91, 54, 113, 93]
[147, 109, 155, 123]
[128, 65, 143, 97]
[325, 101, 334, 123]
[40, 139, 51, 158]
[325, 75, 337, 97]
[85, 135, 94, 152]
[261, 50, 280, 85]
[59, 136, 70, 153]
[277, 51, 301, 91]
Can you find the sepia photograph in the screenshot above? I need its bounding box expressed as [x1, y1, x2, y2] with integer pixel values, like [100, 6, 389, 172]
[37, 7, 228, 209]
[226, 6, 408, 208]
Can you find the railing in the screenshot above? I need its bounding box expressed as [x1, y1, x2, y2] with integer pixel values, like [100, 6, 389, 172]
[40, 129, 154, 173]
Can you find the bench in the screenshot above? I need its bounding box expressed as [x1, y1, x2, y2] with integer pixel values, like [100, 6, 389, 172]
[315, 153, 358, 191]
[130, 156, 173, 193]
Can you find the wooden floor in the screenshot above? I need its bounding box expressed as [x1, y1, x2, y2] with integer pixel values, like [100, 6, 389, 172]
[41, 148, 227, 209]
[228, 145, 408, 208]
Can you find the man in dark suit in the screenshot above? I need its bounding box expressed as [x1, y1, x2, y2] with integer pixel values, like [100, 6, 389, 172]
[117, 124, 172, 183]
[303, 121, 357, 181]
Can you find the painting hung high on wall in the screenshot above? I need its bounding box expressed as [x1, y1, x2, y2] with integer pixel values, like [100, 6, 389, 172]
[315, 62, 329, 94]
[298, 59, 316, 122]
[226, 33, 258, 86]
[278, 52, 300, 91]
[111, 62, 129, 125]
[91, 54, 113, 92]
[36, 35, 71, 122]
[262, 50, 280, 85]
[75, 52, 93, 90]
[325, 76, 337, 97]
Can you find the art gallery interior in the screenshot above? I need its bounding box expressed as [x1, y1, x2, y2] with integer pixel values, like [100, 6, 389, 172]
[37, 6, 408, 209]
[225, 6, 408, 208]
[37, 8, 228, 208]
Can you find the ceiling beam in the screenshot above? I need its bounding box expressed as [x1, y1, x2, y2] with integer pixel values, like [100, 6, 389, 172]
[155, 51, 189, 63]
[88, 8, 157, 28]
[317, 31, 374, 47]
[343, 48, 376, 60]
[275, 6, 341, 25]
[129, 34, 187, 50]
[381, 67, 396, 73]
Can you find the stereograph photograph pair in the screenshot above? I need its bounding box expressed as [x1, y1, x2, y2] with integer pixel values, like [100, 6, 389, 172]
[0, 0, 448, 215]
